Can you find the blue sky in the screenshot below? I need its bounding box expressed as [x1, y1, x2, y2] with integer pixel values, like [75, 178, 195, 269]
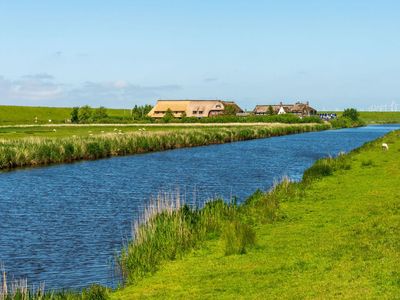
[0, 0, 399, 110]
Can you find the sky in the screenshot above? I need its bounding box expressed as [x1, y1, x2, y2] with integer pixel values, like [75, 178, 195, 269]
[0, 0, 399, 110]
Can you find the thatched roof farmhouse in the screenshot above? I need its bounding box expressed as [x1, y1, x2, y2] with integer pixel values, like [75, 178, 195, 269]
[253, 102, 317, 117]
[148, 100, 243, 118]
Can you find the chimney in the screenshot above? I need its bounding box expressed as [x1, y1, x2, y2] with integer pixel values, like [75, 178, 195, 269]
[280, 101, 283, 106]
[306, 101, 309, 106]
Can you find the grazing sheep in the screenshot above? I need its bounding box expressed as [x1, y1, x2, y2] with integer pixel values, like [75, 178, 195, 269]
[53, 129, 57, 132]
[48, 119, 52, 123]
[382, 143, 389, 150]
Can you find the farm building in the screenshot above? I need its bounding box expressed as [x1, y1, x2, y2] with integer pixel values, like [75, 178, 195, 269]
[253, 102, 317, 117]
[148, 100, 243, 118]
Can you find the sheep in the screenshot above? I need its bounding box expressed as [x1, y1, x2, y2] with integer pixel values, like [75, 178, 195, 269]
[382, 143, 389, 151]
[53, 129, 57, 132]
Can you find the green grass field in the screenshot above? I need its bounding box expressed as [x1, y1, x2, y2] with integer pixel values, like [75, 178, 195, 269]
[2, 105, 400, 125]
[0, 105, 130, 125]
[0, 125, 197, 139]
[113, 130, 400, 299]
[324, 111, 400, 124]
[359, 112, 400, 124]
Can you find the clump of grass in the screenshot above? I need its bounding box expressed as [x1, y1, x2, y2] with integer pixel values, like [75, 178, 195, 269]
[303, 155, 351, 182]
[223, 221, 256, 255]
[361, 159, 374, 167]
[0, 124, 330, 171]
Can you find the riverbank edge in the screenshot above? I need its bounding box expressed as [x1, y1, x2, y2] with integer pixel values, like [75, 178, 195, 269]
[0, 123, 330, 171]
[111, 129, 399, 299]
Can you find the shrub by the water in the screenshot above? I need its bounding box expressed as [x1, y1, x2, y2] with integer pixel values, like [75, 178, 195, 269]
[303, 155, 351, 182]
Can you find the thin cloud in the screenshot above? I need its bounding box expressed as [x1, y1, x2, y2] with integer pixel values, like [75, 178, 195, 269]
[0, 75, 181, 107]
[204, 77, 218, 83]
[22, 73, 55, 80]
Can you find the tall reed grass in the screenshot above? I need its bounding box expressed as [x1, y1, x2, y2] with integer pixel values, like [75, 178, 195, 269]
[117, 176, 291, 285]
[0, 266, 109, 300]
[0, 124, 330, 170]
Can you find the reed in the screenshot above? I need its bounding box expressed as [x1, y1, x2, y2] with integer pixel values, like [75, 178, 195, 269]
[0, 124, 330, 171]
[117, 176, 293, 285]
[0, 266, 109, 300]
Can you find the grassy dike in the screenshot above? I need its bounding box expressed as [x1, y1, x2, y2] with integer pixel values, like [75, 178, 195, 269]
[0, 123, 328, 171]
[112, 129, 400, 299]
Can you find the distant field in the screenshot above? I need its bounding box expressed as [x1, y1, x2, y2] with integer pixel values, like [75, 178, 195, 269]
[358, 112, 400, 124]
[323, 111, 400, 124]
[2, 105, 400, 125]
[0, 105, 130, 125]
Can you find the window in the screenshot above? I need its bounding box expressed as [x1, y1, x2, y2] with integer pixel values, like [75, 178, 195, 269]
[193, 111, 197, 114]
[216, 104, 221, 108]
[198, 111, 203, 114]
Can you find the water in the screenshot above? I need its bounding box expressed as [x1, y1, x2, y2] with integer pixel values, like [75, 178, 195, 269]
[0, 125, 398, 289]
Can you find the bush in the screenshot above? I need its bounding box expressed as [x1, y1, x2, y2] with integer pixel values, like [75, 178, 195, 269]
[70, 107, 79, 123]
[342, 108, 360, 121]
[162, 109, 174, 123]
[92, 107, 108, 120]
[78, 106, 93, 123]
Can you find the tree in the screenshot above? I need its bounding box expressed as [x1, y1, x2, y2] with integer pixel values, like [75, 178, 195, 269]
[131, 104, 153, 120]
[268, 105, 274, 115]
[162, 109, 174, 123]
[92, 106, 108, 120]
[78, 105, 92, 123]
[342, 108, 360, 121]
[223, 105, 237, 116]
[70, 107, 79, 123]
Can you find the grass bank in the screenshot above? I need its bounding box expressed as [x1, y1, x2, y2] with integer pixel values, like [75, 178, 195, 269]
[113, 129, 400, 299]
[0, 105, 130, 125]
[0, 123, 328, 171]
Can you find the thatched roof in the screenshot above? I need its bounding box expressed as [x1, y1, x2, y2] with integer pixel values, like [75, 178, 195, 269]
[253, 102, 316, 115]
[148, 100, 243, 118]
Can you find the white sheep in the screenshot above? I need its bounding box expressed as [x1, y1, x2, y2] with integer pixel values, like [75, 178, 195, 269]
[382, 143, 389, 151]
